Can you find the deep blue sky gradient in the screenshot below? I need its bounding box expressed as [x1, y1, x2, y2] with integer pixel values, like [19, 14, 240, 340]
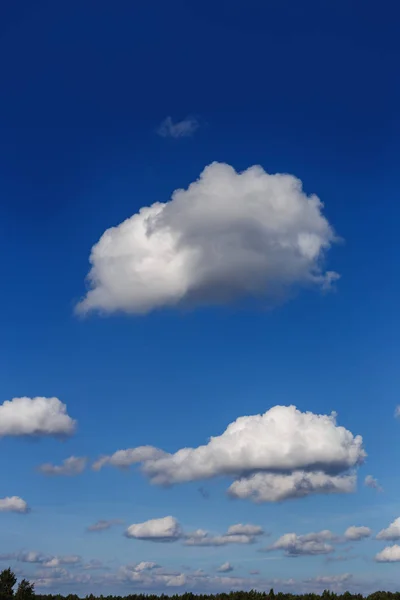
[1, 0, 400, 593]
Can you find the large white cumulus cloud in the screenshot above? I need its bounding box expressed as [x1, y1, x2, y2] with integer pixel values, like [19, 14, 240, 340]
[0, 397, 76, 438]
[77, 162, 339, 315]
[94, 405, 365, 503]
[139, 405, 365, 485]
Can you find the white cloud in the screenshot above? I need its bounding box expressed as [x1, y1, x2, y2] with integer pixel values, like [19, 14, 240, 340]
[376, 517, 400, 541]
[184, 523, 265, 547]
[125, 516, 183, 542]
[77, 162, 339, 316]
[394, 406, 400, 418]
[92, 446, 166, 471]
[38, 456, 87, 476]
[226, 523, 264, 536]
[42, 556, 81, 568]
[344, 526, 371, 541]
[134, 562, 160, 572]
[228, 471, 356, 503]
[375, 545, 400, 562]
[86, 519, 123, 532]
[0, 397, 76, 438]
[157, 116, 199, 139]
[364, 474, 383, 492]
[0, 496, 29, 513]
[267, 531, 336, 556]
[217, 562, 233, 573]
[110, 406, 364, 506]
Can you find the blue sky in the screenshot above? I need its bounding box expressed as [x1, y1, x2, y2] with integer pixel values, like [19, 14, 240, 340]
[1, 0, 400, 595]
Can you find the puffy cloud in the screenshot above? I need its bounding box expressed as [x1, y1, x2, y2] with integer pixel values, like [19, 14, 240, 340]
[92, 446, 166, 471]
[125, 516, 183, 542]
[217, 562, 233, 573]
[106, 406, 364, 506]
[157, 116, 199, 139]
[77, 162, 338, 316]
[375, 545, 400, 562]
[0, 397, 76, 438]
[364, 474, 383, 492]
[344, 526, 371, 541]
[228, 471, 356, 503]
[376, 517, 400, 541]
[38, 456, 87, 476]
[226, 523, 264, 537]
[267, 530, 336, 556]
[42, 556, 81, 568]
[0, 496, 29, 513]
[86, 519, 124, 532]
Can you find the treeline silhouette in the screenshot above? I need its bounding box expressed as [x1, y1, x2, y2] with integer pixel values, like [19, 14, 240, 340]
[2, 568, 400, 600]
[35, 591, 400, 600]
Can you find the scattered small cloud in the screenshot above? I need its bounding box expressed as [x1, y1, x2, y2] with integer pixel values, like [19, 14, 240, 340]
[344, 526, 371, 541]
[157, 116, 199, 139]
[87, 519, 124, 532]
[376, 517, 400, 541]
[77, 162, 339, 316]
[0, 551, 80, 566]
[265, 530, 337, 557]
[42, 556, 81, 568]
[375, 545, 400, 562]
[394, 406, 400, 418]
[217, 562, 233, 573]
[0, 397, 76, 438]
[38, 456, 87, 476]
[184, 523, 264, 547]
[364, 475, 383, 492]
[0, 496, 30, 513]
[304, 574, 353, 585]
[226, 524, 264, 537]
[125, 516, 183, 542]
[92, 446, 165, 471]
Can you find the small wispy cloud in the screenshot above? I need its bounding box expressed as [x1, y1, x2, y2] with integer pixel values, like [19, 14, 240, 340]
[157, 116, 199, 138]
[364, 475, 383, 492]
[38, 456, 87, 477]
[86, 519, 124, 533]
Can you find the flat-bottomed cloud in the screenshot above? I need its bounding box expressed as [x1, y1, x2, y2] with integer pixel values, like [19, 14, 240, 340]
[0, 496, 29, 513]
[77, 162, 339, 315]
[0, 397, 76, 438]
